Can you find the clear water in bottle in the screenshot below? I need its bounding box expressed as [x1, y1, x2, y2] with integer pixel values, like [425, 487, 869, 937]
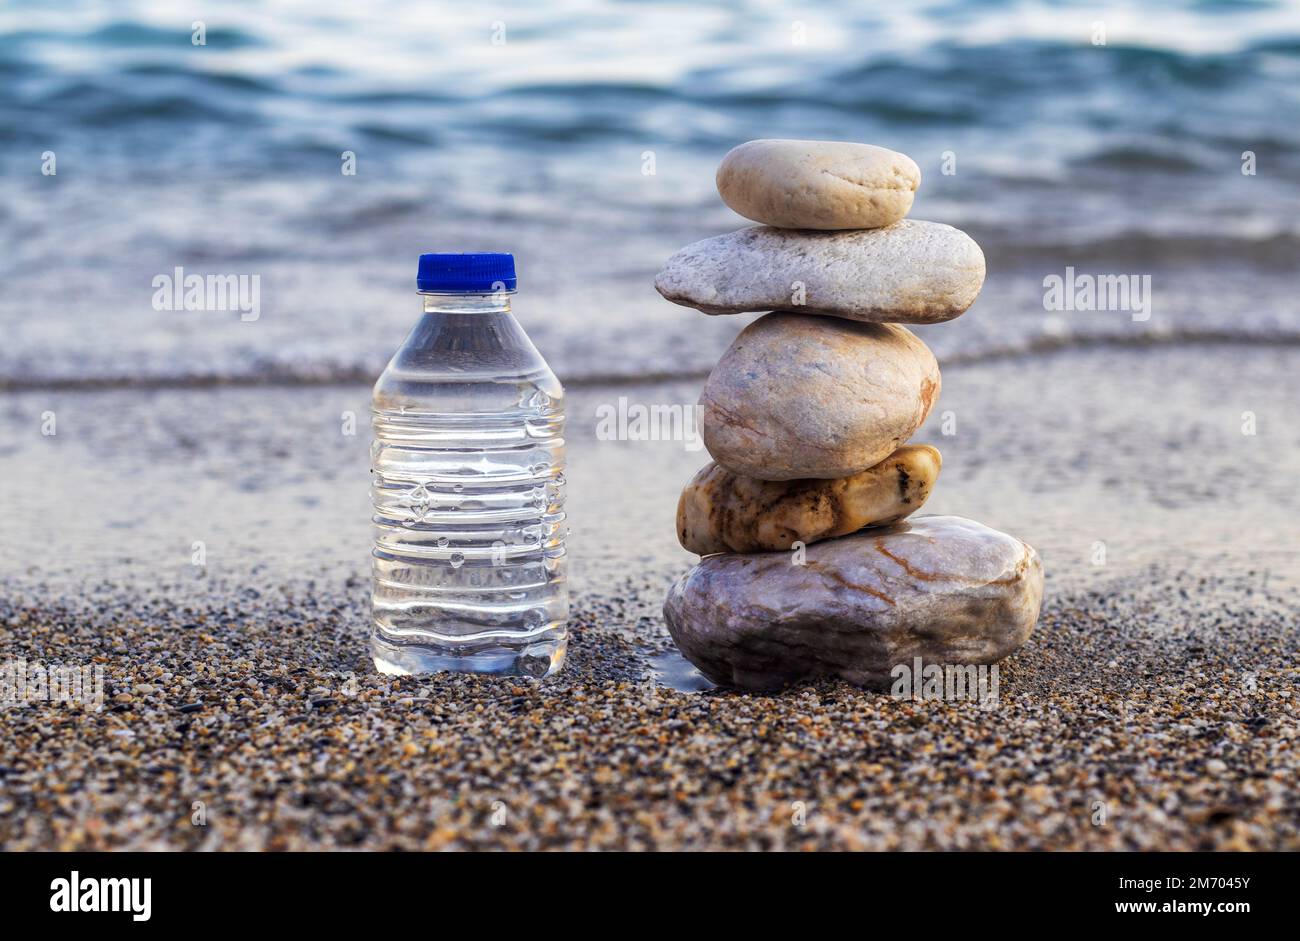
[370, 253, 568, 677]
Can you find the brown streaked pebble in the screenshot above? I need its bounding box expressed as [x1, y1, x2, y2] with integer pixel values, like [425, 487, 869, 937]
[677, 445, 941, 554]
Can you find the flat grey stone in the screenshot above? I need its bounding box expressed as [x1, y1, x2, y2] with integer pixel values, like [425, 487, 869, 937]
[654, 221, 985, 324]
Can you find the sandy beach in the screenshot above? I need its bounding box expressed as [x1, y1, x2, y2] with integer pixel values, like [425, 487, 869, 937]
[3, 340, 1297, 850]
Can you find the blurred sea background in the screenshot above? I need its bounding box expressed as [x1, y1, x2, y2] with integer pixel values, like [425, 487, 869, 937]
[2, 0, 1299, 387]
[6, 3, 1300, 853]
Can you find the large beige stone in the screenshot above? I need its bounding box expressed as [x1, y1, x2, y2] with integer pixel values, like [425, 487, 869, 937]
[653, 222, 985, 324]
[677, 445, 941, 554]
[716, 139, 920, 230]
[700, 312, 940, 480]
[663, 516, 1045, 691]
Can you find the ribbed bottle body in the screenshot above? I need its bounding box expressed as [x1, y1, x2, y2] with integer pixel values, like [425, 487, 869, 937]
[370, 299, 567, 677]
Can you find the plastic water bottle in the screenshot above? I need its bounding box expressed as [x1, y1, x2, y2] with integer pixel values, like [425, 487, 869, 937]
[370, 253, 568, 677]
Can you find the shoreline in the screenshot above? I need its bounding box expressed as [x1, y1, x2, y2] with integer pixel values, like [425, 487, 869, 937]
[4, 329, 1300, 394]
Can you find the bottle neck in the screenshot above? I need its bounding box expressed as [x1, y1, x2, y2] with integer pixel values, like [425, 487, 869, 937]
[419, 292, 513, 314]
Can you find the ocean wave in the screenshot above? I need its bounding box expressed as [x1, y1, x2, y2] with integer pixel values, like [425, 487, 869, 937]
[4, 328, 1298, 393]
[5, 11, 1297, 147]
[85, 21, 262, 49]
[120, 61, 279, 94]
[979, 230, 1300, 269]
[1069, 146, 1208, 173]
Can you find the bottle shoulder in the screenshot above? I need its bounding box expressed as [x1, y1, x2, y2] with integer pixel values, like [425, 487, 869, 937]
[373, 307, 563, 412]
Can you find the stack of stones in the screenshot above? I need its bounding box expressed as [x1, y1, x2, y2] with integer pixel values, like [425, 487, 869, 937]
[656, 140, 1044, 692]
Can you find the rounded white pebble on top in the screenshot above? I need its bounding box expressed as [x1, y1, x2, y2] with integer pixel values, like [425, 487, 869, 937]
[716, 139, 921, 230]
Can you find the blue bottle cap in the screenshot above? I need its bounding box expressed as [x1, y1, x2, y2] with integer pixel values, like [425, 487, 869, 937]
[416, 252, 517, 293]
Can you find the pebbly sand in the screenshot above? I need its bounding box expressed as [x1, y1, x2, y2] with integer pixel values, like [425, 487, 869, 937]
[1, 341, 1298, 850]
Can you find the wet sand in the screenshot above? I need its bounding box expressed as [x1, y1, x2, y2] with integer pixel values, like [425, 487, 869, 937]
[1, 343, 1298, 850]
